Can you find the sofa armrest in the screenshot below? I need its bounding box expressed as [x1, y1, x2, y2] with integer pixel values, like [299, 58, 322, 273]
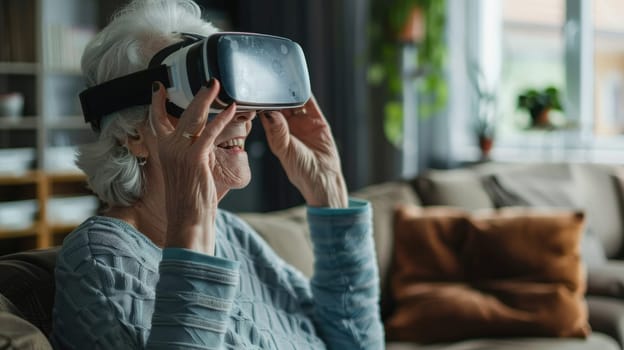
[587, 295, 624, 347]
[587, 260, 624, 298]
[0, 312, 52, 350]
[0, 247, 59, 336]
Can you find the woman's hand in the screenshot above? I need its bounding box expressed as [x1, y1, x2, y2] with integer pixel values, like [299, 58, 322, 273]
[260, 97, 348, 208]
[151, 79, 236, 255]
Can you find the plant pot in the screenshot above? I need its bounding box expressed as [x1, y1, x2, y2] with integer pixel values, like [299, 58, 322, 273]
[398, 6, 425, 43]
[478, 136, 494, 160]
[530, 107, 551, 128]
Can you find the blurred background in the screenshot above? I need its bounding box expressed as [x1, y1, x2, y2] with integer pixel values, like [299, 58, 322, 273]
[1, 0, 623, 254]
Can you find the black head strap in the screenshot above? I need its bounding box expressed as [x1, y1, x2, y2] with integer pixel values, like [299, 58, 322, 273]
[148, 32, 206, 67]
[80, 32, 206, 132]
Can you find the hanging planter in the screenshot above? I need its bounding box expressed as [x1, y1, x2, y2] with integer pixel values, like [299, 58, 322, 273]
[368, 0, 448, 147]
[398, 6, 425, 43]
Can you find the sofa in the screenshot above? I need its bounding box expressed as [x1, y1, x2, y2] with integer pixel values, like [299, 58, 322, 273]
[1, 162, 624, 349]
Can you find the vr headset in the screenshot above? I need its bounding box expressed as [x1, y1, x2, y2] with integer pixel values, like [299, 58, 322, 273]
[80, 32, 312, 131]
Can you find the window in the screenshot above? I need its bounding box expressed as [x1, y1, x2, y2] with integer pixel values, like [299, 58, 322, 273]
[501, 0, 566, 133]
[593, 0, 624, 136]
[472, 0, 624, 162]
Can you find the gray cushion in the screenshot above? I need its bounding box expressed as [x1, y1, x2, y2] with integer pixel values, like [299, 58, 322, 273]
[587, 261, 624, 298]
[573, 164, 624, 258]
[482, 167, 581, 209]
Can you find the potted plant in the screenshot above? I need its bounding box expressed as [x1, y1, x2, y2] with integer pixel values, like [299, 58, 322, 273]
[475, 116, 496, 160]
[469, 63, 497, 160]
[368, 0, 447, 147]
[517, 86, 563, 128]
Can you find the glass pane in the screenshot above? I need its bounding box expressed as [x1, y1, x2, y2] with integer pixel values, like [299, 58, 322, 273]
[499, 0, 566, 141]
[503, 0, 564, 26]
[593, 0, 624, 136]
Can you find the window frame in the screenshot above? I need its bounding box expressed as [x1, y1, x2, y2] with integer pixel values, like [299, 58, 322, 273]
[458, 0, 624, 163]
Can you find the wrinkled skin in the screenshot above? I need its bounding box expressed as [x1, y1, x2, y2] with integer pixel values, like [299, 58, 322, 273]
[259, 99, 348, 208]
[136, 79, 347, 255]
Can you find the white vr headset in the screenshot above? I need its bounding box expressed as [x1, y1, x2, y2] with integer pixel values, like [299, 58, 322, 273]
[80, 32, 312, 131]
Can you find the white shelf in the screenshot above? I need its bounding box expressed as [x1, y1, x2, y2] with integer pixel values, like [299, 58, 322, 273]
[0, 116, 39, 129]
[45, 116, 89, 129]
[41, 66, 82, 76]
[0, 62, 40, 75]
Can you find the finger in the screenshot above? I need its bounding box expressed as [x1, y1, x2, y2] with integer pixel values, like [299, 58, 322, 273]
[260, 111, 290, 157]
[306, 95, 325, 119]
[176, 78, 220, 137]
[151, 81, 174, 137]
[295, 96, 325, 122]
[286, 99, 331, 140]
[194, 103, 237, 149]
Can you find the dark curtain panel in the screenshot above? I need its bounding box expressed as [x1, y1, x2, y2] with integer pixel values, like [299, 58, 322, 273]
[219, 0, 372, 211]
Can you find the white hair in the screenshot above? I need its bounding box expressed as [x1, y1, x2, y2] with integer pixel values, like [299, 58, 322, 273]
[76, 0, 218, 207]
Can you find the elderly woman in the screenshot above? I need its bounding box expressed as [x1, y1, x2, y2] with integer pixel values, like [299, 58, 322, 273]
[50, 0, 383, 349]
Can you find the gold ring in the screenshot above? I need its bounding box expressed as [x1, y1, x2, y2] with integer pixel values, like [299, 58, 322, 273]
[293, 108, 307, 115]
[182, 132, 198, 139]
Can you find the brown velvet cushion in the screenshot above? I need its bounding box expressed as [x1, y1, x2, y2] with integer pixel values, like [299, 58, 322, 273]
[386, 206, 590, 343]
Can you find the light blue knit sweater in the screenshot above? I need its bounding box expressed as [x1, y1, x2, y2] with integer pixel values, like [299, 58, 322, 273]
[50, 199, 384, 349]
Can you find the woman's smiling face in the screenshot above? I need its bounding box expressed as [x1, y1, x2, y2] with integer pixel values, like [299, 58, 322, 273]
[211, 111, 256, 196]
[156, 110, 256, 200]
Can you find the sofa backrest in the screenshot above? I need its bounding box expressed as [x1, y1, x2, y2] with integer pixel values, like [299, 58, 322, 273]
[415, 162, 624, 259]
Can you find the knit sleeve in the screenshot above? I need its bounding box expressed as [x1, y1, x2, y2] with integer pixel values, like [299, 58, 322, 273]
[51, 220, 239, 349]
[148, 248, 240, 349]
[306, 198, 385, 349]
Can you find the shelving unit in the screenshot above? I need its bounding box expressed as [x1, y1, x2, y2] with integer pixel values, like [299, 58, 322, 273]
[0, 0, 237, 253]
[0, 170, 90, 254]
[0, 0, 115, 254]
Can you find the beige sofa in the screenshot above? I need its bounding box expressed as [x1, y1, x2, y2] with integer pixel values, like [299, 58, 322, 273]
[1, 162, 623, 349]
[239, 162, 624, 350]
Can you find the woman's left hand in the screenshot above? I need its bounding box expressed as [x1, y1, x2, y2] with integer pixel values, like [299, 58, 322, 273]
[260, 97, 348, 208]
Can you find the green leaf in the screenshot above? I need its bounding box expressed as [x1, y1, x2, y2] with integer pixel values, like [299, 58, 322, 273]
[370, 0, 448, 141]
[367, 64, 386, 84]
[384, 101, 403, 147]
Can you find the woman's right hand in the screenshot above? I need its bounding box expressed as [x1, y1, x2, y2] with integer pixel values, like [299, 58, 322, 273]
[150, 79, 236, 255]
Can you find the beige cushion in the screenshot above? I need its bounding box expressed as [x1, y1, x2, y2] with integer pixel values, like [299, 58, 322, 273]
[238, 206, 313, 277]
[413, 169, 493, 210]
